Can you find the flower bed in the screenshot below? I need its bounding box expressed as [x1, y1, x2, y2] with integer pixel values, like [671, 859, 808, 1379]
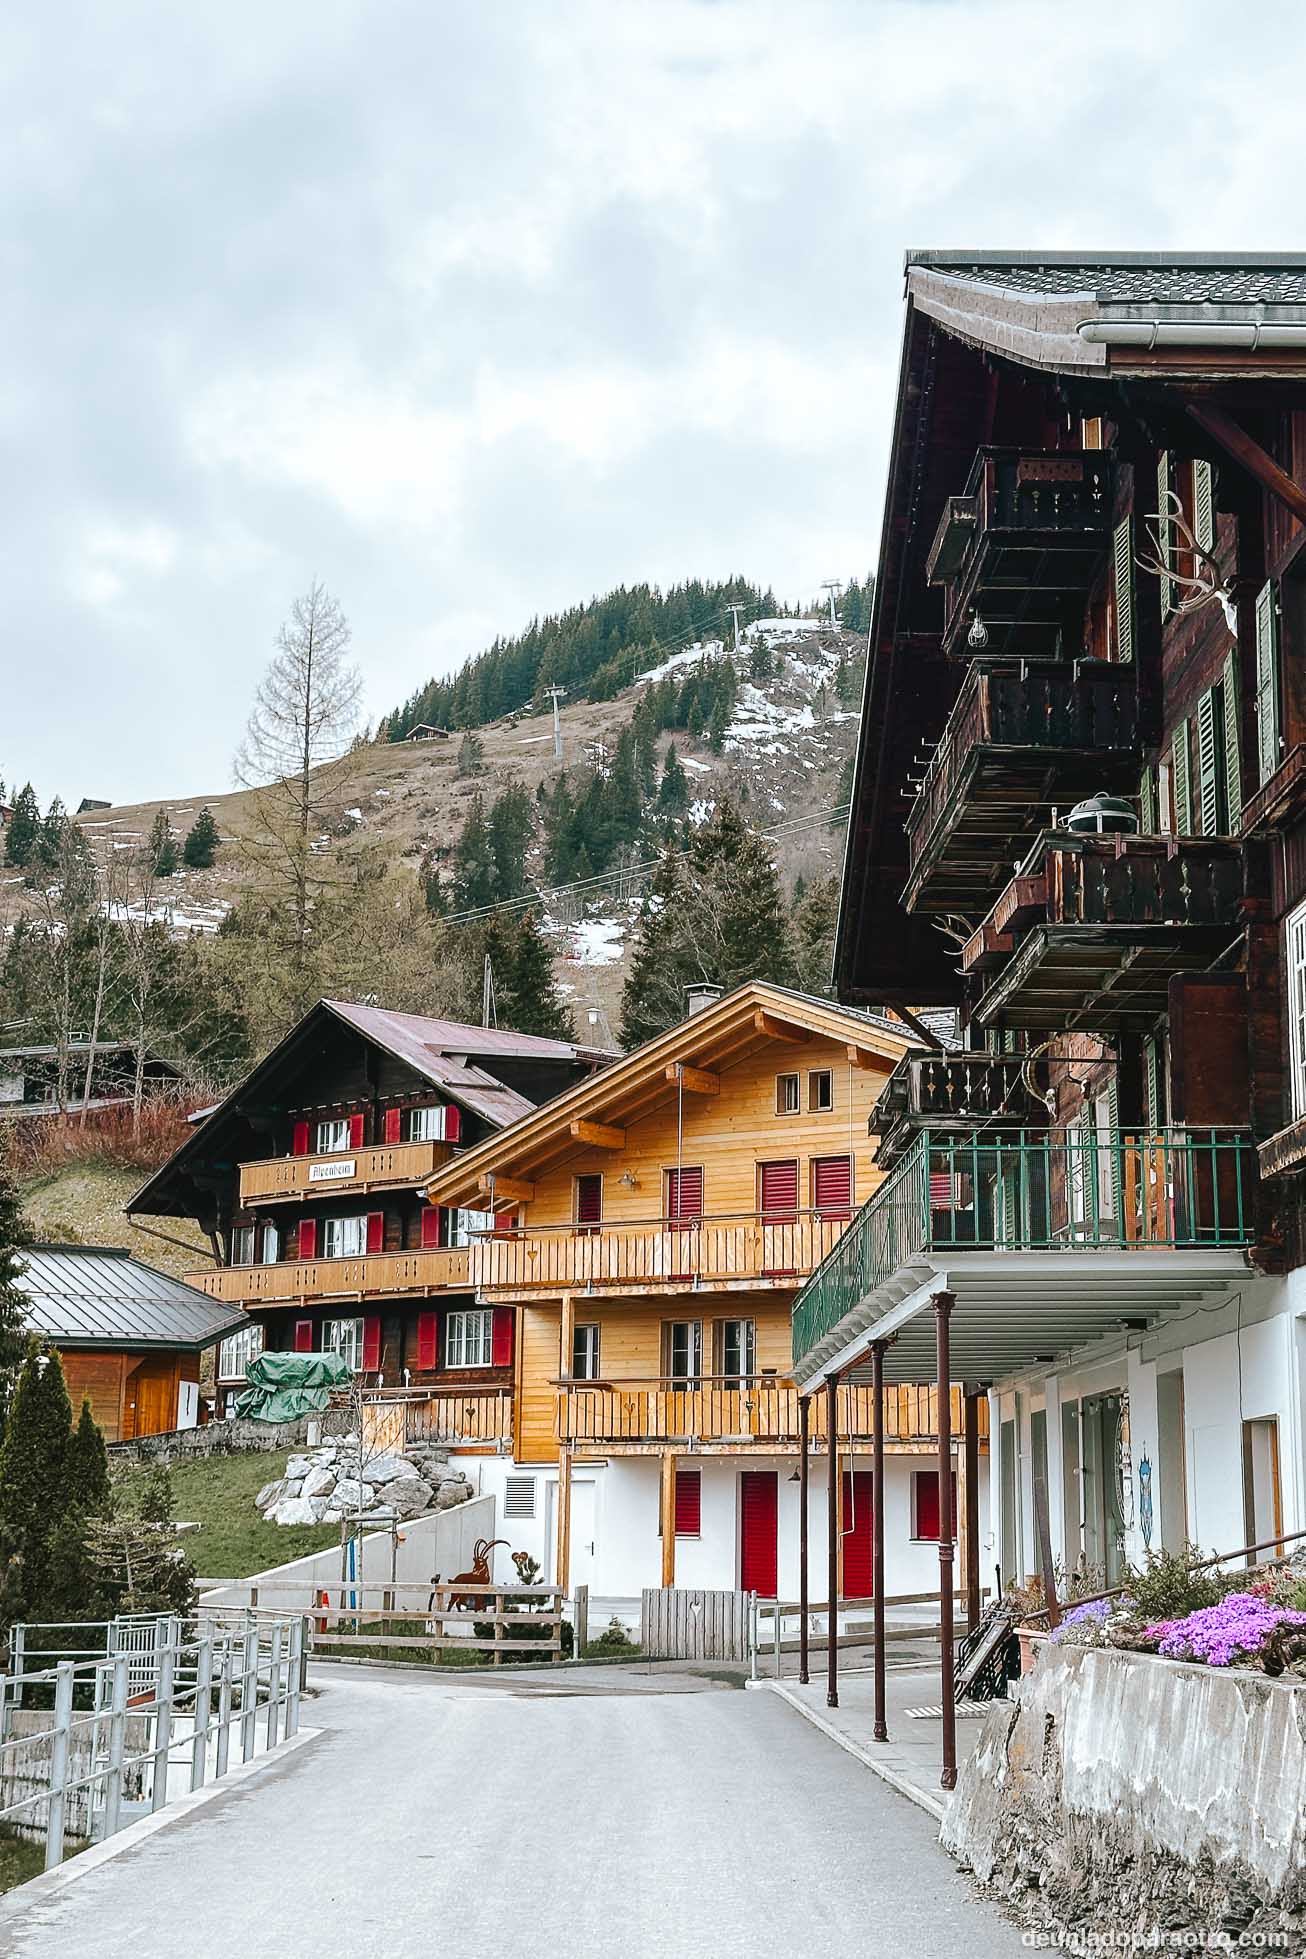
[1043, 1549, 1306, 1679]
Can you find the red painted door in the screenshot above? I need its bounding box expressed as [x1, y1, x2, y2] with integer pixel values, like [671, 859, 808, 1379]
[841, 1471, 875, 1599]
[739, 1471, 778, 1596]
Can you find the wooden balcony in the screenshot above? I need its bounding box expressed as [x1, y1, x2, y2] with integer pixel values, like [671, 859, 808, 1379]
[191, 1247, 472, 1305]
[238, 1140, 451, 1206]
[471, 1211, 852, 1300]
[356, 1387, 513, 1453]
[962, 833, 1248, 1032]
[904, 661, 1139, 913]
[557, 1375, 981, 1454]
[873, 1052, 1046, 1166]
[927, 447, 1113, 659]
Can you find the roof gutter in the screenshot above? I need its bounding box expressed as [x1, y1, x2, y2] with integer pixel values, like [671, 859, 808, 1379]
[1078, 320, 1306, 349]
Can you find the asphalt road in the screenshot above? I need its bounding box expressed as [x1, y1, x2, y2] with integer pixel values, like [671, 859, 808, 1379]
[0, 1664, 1026, 1959]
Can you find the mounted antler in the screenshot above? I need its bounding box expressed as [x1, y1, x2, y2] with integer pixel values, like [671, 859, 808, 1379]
[1135, 489, 1238, 633]
[932, 914, 974, 948]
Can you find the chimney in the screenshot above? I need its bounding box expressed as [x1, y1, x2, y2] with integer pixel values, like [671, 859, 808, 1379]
[685, 983, 723, 1017]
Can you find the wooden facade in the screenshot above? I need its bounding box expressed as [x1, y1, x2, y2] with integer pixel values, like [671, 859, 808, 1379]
[63, 1349, 200, 1445]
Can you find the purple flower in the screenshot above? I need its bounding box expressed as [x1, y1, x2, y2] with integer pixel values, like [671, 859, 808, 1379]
[1050, 1599, 1110, 1643]
[1142, 1593, 1306, 1667]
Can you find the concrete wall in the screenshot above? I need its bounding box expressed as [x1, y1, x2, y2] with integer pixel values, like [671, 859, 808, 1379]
[943, 1644, 1306, 1940]
[200, 1492, 496, 1610]
[108, 1415, 311, 1464]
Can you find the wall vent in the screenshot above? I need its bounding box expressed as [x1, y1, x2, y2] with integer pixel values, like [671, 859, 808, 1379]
[504, 1475, 536, 1520]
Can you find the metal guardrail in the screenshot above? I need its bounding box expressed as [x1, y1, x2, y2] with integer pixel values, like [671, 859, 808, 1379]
[1, 1609, 306, 1873]
[793, 1126, 1256, 1365]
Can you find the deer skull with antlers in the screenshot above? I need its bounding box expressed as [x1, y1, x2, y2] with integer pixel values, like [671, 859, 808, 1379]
[1136, 489, 1238, 634]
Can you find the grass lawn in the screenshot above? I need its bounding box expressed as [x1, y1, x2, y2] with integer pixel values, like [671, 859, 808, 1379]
[0, 1830, 51, 1895]
[114, 1451, 340, 1580]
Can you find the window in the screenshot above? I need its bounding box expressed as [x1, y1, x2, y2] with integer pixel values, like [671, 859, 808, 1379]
[808, 1069, 833, 1113]
[217, 1321, 263, 1382]
[911, 1470, 958, 1541]
[663, 1320, 702, 1383]
[407, 1105, 447, 1142]
[446, 1308, 493, 1369]
[717, 1318, 755, 1379]
[663, 1166, 703, 1223]
[812, 1155, 853, 1219]
[316, 1118, 351, 1154]
[230, 1225, 255, 1267]
[1288, 899, 1306, 1120]
[446, 1207, 495, 1248]
[1171, 721, 1193, 834]
[572, 1323, 601, 1380]
[259, 1221, 279, 1265]
[323, 1318, 364, 1371]
[323, 1215, 367, 1259]
[575, 1174, 603, 1231]
[776, 1073, 800, 1115]
[1255, 580, 1282, 787]
[758, 1160, 799, 1217]
[674, 1469, 701, 1537]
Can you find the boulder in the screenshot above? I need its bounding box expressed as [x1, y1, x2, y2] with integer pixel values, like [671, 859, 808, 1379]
[269, 1496, 320, 1527]
[362, 1455, 409, 1486]
[284, 1454, 314, 1481]
[256, 1479, 286, 1511]
[381, 1475, 433, 1519]
[281, 1477, 304, 1499]
[332, 1478, 375, 1512]
[300, 1466, 336, 1500]
[435, 1477, 472, 1511]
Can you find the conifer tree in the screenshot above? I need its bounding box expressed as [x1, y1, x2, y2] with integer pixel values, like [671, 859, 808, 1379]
[492, 910, 575, 1040]
[456, 732, 485, 778]
[487, 784, 535, 903]
[0, 1342, 75, 1620]
[3, 784, 40, 868]
[790, 874, 840, 997]
[0, 1154, 32, 1445]
[182, 805, 220, 869]
[452, 794, 498, 911]
[68, 1398, 110, 1516]
[145, 807, 178, 877]
[657, 745, 689, 819]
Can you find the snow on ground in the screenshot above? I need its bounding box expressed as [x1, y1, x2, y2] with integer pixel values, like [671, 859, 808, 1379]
[566, 917, 626, 966]
[103, 896, 231, 934]
[638, 637, 725, 685]
[681, 757, 712, 775]
[346, 807, 363, 821]
[746, 617, 827, 637]
[688, 798, 714, 825]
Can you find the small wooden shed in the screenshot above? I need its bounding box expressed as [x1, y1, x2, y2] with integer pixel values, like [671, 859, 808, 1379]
[15, 1245, 245, 1442]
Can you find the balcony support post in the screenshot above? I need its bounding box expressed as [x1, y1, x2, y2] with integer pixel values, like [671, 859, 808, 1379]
[872, 1340, 888, 1742]
[660, 1450, 676, 1589]
[826, 1373, 839, 1708]
[935, 1291, 957, 1791]
[798, 1392, 810, 1686]
[964, 1389, 982, 1635]
[556, 1448, 572, 1595]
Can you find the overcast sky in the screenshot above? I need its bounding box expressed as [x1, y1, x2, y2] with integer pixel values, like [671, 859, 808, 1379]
[7, 0, 1306, 807]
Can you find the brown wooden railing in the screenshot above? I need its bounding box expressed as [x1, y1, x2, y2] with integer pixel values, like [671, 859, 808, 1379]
[471, 1210, 854, 1296]
[557, 1376, 981, 1447]
[239, 1140, 450, 1205]
[354, 1388, 512, 1452]
[876, 1052, 1040, 1130]
[906, 661, 1138, 876]
[191, 1247, 472, 1303]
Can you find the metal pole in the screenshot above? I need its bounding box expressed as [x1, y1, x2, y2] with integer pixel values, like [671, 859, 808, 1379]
[44, 1662, 75, 1872]
[214, 1643, 232, 1781]
[872, 1340, 888, 1743]
[826, 1373, 839, 1708]
[240, 1618, 258, 1764]
[936, 1293, 957, 1791]
[190, 1625, 213, 1791]
[798, 1393, 810, 1686]
[266, 1622, 283, 1750]
[748, 1591, 758, 1683]
[964, 1390, 982, 1635]
[286, 1619, 302, 1738]
[11, 1624, 24, 1714]
[150, 1617, 176, 1813]
[102, 1652, 129, 1842]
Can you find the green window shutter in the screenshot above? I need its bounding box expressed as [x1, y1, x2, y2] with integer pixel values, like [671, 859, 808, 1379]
[1196, 688, 1221, 835]
[1157, 452, 1175, 617]
[1255, 580, 1281, 786]
[1222, 647, 1243, 830]
[1113, 517, 1134, 662]
[1171, 721, 1193, 833]
[1194, 459, 1215, 553]
[1143, 1037, 1160, 1134]
[1140, 764, 1156, 833]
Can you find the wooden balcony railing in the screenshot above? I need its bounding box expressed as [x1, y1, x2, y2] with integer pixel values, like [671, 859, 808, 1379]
[875, 1052, 1043, 1139]
[191, 1247, 472, 1304]
[904, 661, 1139, 911]
[927, 447, 1114, 658]
[238, 1140, 450, 1206]
[557, 1375, 981, 1449]
[471, 1211, 854, 1297]
[354, 1388, 512, 1453]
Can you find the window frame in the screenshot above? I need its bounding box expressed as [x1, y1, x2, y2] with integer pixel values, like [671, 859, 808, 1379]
[322, 1214, 368, 1260]
[406, 1105, 447, 1143]
[230, 1225, 255, 1268]
[807, 1068, 833, 1113]
[322, 1317, 364, 1371]
[315, 1117, 351, 1155]
[217, 1321, 264, 1382]
[572, 1322, 601, 1381]
[775, 1072, 801, 1116]
[445, 1307, 494, 1370]
[663, 1319, 702, 1384]
[717, 1317, 756, 1379]
[259, 1221, 279, 1266]
[1287, 897, 1306, 1121]
[446, 1207, 495, 1248]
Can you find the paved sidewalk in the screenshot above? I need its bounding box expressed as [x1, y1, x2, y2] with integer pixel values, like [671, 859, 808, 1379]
[0, 1662, 1026, 1959]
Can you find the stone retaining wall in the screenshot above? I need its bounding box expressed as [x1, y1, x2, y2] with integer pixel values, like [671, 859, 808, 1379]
[942, 1644, 1306, 1944]
[107, 1416, 311, 1463]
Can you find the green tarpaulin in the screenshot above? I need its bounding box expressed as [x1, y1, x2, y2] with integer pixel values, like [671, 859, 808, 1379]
[233, 1349, 353, 1422]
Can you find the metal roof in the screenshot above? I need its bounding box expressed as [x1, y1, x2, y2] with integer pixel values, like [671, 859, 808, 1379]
[905, 251, 1306, 307]
[15, 1246, 245, 1352]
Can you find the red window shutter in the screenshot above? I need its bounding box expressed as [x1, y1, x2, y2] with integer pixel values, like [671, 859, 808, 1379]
[665, 1166, 704, 1221]
[813, 1155, 852, 1218]
[349, 1113, 365, 1148]
[759, 1160, 799, 1217]
[491, 1307, 514, 1368]
[383, 1107, 402, 1145]
[494, 1210, 516, 1232]
[292, 1122, 310, 1157]
[293, 1318, 313, 1353]
[298, 1219, 318, 1260]
[416, 1311, 438, 1370]
[576, 1174, 603, 1224]
[915, 1472, 941, 1541]
[443, 1105, 461, 1143]
[366, 1211, 384, 1255]
[362, 1314, 382, 1371]
[419, 1206, 441, 1250]
[674, 1469, 701, 1536]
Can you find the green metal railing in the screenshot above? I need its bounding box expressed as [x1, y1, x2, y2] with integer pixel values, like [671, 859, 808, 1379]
[792, 1126, 1256, 1367]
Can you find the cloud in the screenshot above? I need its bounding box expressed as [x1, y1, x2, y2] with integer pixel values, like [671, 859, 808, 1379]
[3, 0, 1306, 803]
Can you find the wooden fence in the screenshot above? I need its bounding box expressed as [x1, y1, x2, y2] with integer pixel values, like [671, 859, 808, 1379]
[640, 1588, 750, 1662]
[310, 1581, 565, 1665]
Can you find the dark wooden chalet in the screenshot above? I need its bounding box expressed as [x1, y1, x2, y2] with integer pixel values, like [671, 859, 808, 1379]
[128, 1000, 610, 1435]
